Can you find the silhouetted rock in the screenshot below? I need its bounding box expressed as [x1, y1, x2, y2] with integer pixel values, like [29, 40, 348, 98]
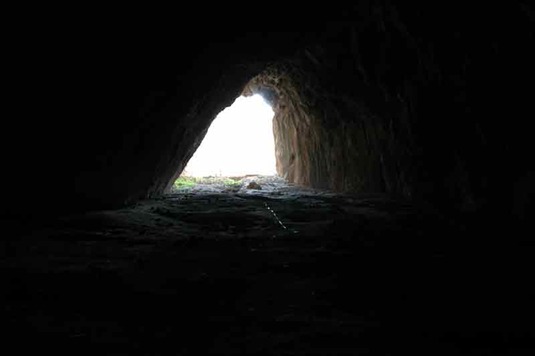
[246, 181, 262, 190]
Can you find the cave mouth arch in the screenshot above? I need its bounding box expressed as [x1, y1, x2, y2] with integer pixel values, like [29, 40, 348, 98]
[179, 94, 277, 179]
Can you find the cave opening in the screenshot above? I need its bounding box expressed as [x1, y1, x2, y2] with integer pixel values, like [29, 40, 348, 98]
[6, 5, 535, 353]
[176, 94, 277, 187]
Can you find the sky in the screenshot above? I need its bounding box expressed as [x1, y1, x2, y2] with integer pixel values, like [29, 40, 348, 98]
[182, 94, 276, 177]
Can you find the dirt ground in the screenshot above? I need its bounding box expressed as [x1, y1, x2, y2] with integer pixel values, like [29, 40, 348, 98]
[1, 176, 534, 355]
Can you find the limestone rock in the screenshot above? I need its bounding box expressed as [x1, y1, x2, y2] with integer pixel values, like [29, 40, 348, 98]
[246, 181, 262, 190]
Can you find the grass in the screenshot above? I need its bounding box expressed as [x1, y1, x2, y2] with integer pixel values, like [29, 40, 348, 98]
[173, 176, 197, 189]
[173, 176, 243, 190]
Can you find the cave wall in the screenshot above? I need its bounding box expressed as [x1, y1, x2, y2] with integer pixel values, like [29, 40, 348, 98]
[248, 57, 415, 198]
[3, 1, 534, 229]
[247, 2, 535, 223]
[3, 19, 309, 217]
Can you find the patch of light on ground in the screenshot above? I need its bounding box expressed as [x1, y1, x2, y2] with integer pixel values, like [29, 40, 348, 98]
[182, 94, 276, 177]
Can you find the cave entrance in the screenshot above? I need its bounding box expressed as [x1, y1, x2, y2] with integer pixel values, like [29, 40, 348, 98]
[180, 94, 276, 180]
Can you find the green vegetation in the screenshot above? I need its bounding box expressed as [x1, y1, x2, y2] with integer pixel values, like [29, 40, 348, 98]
[221, 178, 242, 187]
[172, 176, 243, 190]
[173, 176, 197, 189]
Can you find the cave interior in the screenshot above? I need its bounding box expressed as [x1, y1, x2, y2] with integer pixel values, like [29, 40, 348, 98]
[2, 2, 535, 355]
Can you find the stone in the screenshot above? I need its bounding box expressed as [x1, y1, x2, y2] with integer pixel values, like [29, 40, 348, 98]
[3, 2, 534, 232]
[246, 181, 262, 190]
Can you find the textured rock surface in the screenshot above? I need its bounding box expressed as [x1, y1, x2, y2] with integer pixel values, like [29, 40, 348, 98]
[2, 3, 535, 353]
[4, 2, 534, 229]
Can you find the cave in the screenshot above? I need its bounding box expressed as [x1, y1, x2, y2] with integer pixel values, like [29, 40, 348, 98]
[2, 2, 535, 354]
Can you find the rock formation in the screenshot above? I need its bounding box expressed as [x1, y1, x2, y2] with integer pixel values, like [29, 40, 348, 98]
[3, 2, 534, 231]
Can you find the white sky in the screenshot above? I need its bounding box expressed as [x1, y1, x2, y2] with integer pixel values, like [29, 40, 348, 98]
[182, 95, 276, 177]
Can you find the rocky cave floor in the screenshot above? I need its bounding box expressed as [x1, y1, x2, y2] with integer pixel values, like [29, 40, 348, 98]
[1, 176, 534, 355]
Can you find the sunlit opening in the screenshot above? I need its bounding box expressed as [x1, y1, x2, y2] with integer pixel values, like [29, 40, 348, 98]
[182, 95, 276, 177]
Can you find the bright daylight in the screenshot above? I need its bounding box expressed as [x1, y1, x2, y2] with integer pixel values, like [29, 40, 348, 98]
[181, 94, 276, 178]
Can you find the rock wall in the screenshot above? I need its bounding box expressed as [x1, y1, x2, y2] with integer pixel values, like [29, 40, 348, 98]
[244, 2, 535, 223]
[2, 1, 534, 229]
[246, 56, 415, 198]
